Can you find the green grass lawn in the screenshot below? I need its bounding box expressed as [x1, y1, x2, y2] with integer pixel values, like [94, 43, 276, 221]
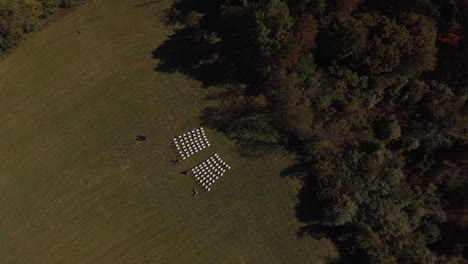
[0, 0, 337, 263]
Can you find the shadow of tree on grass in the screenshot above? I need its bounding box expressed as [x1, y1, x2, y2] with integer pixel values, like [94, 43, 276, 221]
[152, 25, 279, 158]
[152, 2, 278, 158]
[152, 26, 234, 88]
[281, 160, 355, 263]
[199, 86, 282, 158]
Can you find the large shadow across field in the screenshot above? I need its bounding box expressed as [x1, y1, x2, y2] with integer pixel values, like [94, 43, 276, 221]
[152, 15, 281, 158]
[152, 26, 232, 88]
[280, 160, 352, 264]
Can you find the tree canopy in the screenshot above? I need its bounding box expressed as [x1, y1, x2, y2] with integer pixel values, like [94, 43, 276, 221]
[158, 0, 468, 262]
[0, 0, 89, 54]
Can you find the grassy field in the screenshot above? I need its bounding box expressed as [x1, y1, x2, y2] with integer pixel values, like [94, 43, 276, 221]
[0, 0, 337, 263]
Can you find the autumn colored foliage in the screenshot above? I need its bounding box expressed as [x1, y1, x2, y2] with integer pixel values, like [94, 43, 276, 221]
[161, 0, 467, 263]
[439, 22, 463, 47]
[336, 0, 364, 17]
[295, 15, 318, 52]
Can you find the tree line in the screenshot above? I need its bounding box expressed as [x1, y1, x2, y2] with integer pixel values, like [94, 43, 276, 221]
[159, 0, 467, 263]
[0, 0, 89, 54]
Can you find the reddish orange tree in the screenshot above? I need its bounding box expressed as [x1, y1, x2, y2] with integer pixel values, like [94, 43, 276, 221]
[439, 21, 463, 47]
[294, 15, 318, 53]
[336, 0, 364, 18]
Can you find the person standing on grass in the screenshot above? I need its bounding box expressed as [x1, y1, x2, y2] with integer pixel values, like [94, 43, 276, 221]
[192, 188, 198, 196]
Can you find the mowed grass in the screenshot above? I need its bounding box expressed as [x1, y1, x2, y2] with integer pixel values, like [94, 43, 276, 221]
[0, 0, 337, 263]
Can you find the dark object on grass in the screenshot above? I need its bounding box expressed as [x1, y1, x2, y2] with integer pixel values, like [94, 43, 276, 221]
[136, 135, 146, 141]
[181, 171, 188, 175]
[77, 29, 80, 34]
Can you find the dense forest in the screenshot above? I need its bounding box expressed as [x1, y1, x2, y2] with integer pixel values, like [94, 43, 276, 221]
[0, 0, 89, 54]
[156, 0, 467, 263]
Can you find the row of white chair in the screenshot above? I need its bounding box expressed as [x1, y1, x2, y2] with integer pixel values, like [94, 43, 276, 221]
[193, 173, 224, 191]
[173, 137, 209, 147]
[192, 168, 226, 174]
[172, 128, 211, 160]
[172, 130, 233, 192]
[182, 127, 204, 136]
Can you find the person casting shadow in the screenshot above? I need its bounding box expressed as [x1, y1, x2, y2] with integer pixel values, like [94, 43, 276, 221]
[136, 135, 147, 141]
